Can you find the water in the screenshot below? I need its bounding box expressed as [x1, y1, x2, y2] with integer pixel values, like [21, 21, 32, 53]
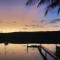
[0, 44, 59, 60]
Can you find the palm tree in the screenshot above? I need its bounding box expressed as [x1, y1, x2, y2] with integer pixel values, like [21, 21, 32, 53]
[26, 0, 60, 15]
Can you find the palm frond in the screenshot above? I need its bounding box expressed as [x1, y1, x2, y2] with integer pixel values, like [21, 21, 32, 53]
[26, 0, 60, 15]
[37, 0, 45, 7]
[45, 8, 49, 16]
[48, 0, 59, 8]
[26, 0, 33, 6]
[26, 0, 39, 6]
[45, 0, 60, 15]
[58, 6, 60, 14]
[37, 0, 51, 7]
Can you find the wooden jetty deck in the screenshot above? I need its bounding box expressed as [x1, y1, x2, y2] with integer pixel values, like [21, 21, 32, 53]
[27, 44, 59, 60]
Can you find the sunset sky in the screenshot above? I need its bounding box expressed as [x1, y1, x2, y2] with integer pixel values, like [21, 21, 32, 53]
[0, 0, 60, 33]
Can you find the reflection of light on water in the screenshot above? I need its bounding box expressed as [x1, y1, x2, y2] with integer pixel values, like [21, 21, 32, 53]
[0, 43, 57, 60]
[0, 43, 42, 60]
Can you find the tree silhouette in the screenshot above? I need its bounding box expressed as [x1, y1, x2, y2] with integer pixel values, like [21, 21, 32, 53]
[26, 0, 60, 15]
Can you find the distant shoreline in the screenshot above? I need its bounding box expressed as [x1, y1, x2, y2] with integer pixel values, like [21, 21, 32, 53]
[0, 31, 60, 44]
[0, 30, 60, 33]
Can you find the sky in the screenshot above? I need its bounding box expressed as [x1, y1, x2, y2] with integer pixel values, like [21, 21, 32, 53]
[0, 0, 60, 33]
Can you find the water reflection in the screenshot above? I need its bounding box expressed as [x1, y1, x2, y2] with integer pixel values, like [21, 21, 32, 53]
[0, 44, 60, 60]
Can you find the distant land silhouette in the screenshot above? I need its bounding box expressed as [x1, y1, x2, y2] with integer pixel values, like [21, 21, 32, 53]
[0, 31, 60, 44]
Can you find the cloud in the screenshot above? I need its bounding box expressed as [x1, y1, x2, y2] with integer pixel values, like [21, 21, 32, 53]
[53, 25, 59, 27]
[25, 24, 44, 28]
[22, 28, 28, 30]
[40, 20, 46, 23]
[49, 19, 60, 23]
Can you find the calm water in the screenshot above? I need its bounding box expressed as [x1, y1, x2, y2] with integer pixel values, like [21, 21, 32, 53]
[0, 44, 59, 60]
